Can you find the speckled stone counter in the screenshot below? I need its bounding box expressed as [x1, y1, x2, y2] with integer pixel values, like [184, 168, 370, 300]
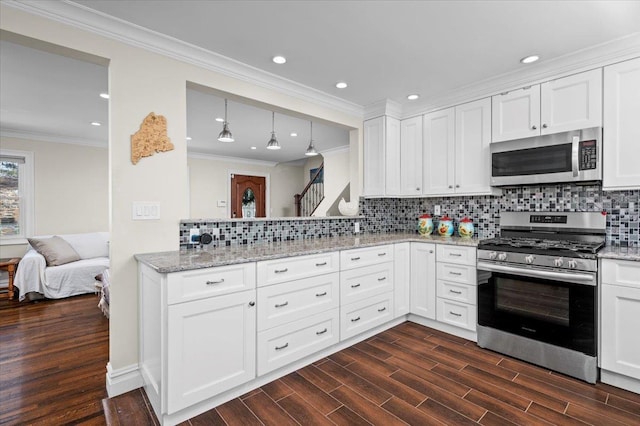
[599, 246, 640, 262]
[135, 232, 480, 273]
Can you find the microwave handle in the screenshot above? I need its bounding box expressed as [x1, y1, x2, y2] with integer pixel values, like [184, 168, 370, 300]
[572, 136, 580, 177]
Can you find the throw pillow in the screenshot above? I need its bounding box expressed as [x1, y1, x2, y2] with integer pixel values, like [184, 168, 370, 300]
[28, 236, 81, 266]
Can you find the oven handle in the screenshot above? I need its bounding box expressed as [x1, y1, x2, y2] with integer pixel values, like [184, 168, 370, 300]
[477, 261, 596, 286]
[572, 135, 580, 177]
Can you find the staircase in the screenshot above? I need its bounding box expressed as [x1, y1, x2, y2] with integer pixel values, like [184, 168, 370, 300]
[295, 163, 324, 216]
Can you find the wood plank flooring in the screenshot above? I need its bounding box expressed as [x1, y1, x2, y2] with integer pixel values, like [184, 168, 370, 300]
[0, 294, 109, 425]
[106, 322, 640, 425]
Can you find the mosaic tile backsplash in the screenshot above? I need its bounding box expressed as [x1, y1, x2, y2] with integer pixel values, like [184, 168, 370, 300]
[180, 184, 639, 248]
[360, 184, 640, 247]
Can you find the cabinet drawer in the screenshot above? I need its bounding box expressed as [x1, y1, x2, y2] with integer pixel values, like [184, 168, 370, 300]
[257, 308, 339, 375]
[437, 298, 477, 332]
[437, 262, 477, 285]
[257, 273, 339, 331]
[340, 293, 394, 341]
[167, 263, 256, 304]
[341, 263, 394, 306]
[602, 259, 640, 289]
[257, 252, 339, 287]
[437, 280, 477, 304]
[340, 245, 394, 270]
[436, 245, 476, 266]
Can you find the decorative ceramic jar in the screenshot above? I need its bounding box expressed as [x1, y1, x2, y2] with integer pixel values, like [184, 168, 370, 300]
[458, 217, 474, 238]
[418, 214, 433, 236]
[438, 216, 454, 236]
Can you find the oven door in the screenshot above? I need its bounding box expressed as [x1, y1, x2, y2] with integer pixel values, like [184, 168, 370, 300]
[477, 265, 596, 356]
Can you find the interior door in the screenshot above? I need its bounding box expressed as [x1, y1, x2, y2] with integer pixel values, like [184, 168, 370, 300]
[231, 174, 266, 218]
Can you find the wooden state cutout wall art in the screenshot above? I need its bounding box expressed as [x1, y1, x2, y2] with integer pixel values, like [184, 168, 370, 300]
[131, 112, 174, 165]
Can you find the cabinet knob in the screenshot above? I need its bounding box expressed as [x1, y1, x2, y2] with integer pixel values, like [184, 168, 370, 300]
[532, 125, 537, 130]
[429, 250, 434, 254]
[416, 187, 420, 191]
[448, 185, 453, 189]
[456, 184, 460, 188]
[249, 301, 255, 307]
[542, 124, 548, 129]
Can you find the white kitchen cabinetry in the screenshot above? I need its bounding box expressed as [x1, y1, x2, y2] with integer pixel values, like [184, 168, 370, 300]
[492, 69, 602, 142]
[600, 258, 640, 393]
[363, 116, 400, 196]
[603, 57, 640, 190]
[423, 99, 495, 197]
[394, 242, 411, 317]
[410, 242, 436, 319]
[435, 245, 477, 332]
[400, 116, 423, 195]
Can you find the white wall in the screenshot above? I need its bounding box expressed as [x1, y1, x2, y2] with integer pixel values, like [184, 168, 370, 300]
[314, 148, 351, 216]
[0, 4, 362, 390]
[188, 156, 303, 218]
[0, 137, 108, 258]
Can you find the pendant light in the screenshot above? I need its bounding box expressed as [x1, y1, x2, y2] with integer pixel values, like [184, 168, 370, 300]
[217, 99, 234, 142]
[266, 111, 281, 150]
[305, 121, 318, 156]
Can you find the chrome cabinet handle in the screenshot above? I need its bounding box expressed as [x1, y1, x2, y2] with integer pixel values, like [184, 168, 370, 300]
[275, 343, 289, 350]
[449, 271, 462, 276]
[377, 277, 387, 281]
[316, 292, 327, 297]
[378, 307, 386, 312]
[351, 283, 361, 288]
[351, 256, 361, 261]
[316, 262, 327, 266]
[275, 301, 289, 308]
[449, 289, 462, 294]
[316, 328, 328, 335]
[378, 252, 387, 257]
[275, 268, 288, 273]
[450, 311, 462, 317]
[351, 316, 361, 322]
[450, 253, 462, 257]
[532, 125, 537, 130]
[206, 279, 224, 285]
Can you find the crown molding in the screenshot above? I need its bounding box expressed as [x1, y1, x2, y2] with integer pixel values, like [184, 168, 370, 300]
[402, 32, 640, 117]
[4, 0, 365, 118]
[187, 152, 278, 167]
[363, 99, 403, 120]
[0, 127, 107, 148]
[320, 145, 350, 156]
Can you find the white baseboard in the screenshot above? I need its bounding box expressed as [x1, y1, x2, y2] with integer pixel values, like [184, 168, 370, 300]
[106, 362, 143, 398]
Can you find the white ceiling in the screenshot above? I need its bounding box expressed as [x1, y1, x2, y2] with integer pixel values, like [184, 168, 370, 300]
[2, 1, 640, 162]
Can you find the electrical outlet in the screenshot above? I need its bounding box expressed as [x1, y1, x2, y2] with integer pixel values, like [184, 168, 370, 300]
[434, 205, 441, 215]
[211, 228, 220, 237]
[354, 221, 360, 233]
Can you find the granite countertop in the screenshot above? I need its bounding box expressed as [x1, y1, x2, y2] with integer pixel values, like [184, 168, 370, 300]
[598, 246, 640, 262]
[135, 232, 480, 273]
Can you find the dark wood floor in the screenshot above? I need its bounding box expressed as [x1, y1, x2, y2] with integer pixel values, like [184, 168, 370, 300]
[0, 293, 109, 425]
[107, 322, 640, 426]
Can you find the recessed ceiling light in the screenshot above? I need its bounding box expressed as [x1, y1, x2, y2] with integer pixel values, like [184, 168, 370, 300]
[272, 55, 287, 64]
[336, 82, 348, 89]
[407, 94, 420, 100]
[250, 146, 257, 150]
[90, 121, 101, 126]
[99, 93, 109, 99]
[290, 132, 297, 137]
[520, 55, 540, 64]
[186, 136, 192, 141]
[215, 117, 224, 122]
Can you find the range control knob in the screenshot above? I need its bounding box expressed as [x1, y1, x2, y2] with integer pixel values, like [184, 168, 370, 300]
[567, 259, 578, 269]
[525, 255, 535, 264]
[554, 257, 564, 267]
[497, 252, 508, 261]
[488, 251, 497, 260]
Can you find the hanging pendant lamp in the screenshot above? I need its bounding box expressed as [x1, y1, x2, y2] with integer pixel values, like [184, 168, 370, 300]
[217, 99, 234, 142]
[305, 121, 318, 156]
[266, 111, 281, 150]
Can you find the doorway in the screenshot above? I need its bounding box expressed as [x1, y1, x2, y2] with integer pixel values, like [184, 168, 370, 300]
[231, 174, 266, 218]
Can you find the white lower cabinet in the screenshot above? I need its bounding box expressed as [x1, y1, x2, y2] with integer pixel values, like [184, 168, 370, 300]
[340, 292, 394, 340]
[167, 290, 256, 414]
[394, 242, 411, 317]
[437, 298, 477, 331]
[600, 258, 640, 393]
[410, 242, 437, 319]
[340, 263, 393, 306]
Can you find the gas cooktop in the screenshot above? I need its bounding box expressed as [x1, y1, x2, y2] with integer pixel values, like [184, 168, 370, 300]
[478, 237, 605, 257]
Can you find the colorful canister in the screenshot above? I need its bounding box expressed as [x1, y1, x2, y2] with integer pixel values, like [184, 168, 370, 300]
[458, 217, 475, 238]
[438, 216, 454, 236]
[418, 214, 433, 236]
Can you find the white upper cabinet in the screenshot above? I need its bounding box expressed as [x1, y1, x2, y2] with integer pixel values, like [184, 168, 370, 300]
[603, 57, 640, 190]
[363, 115, 400, 196]
[400, 116, 423, 195]
[492, 85, 541, 142]
[492, 69, 602, 142]
[423, 107, 455, 195]
[454, 98, 494, 195]
[540, 68, 602, 134]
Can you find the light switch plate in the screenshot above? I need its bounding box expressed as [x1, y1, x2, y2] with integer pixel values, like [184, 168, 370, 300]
[132, 202, 160, 220]
[434, 205, 441, 215]
[217, 200, 227, 207]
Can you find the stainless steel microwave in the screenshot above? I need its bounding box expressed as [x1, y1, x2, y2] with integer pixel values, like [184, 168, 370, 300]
[490, 127, 602, 186]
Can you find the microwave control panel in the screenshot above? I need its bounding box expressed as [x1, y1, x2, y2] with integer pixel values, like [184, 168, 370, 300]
[579, 140, 597, 170]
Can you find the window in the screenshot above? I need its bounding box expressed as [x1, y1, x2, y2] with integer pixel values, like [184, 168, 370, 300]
[0, 149, 34, 244]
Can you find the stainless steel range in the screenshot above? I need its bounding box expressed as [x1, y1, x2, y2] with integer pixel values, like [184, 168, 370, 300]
[476, 211, 606, 383]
